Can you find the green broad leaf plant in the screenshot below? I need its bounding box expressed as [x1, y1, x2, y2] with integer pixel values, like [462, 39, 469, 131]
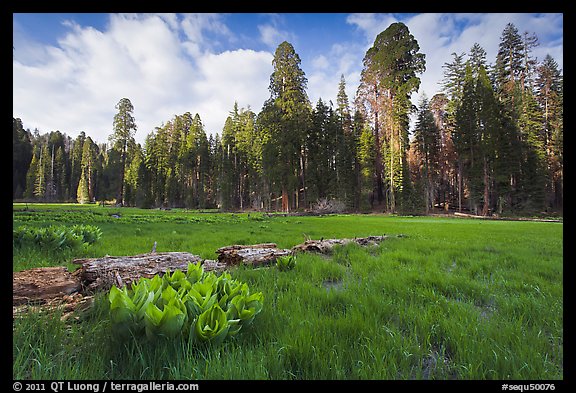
[108, 263, 264, 344]
[276, 255, 297, 271]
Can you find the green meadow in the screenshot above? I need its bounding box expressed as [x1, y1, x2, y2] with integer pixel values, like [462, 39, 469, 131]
[12, 204, 563, 380]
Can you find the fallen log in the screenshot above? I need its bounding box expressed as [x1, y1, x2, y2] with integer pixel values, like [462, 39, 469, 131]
[13, 235, 406, 315]
[13, 293, 94, 321]
[291, 235, 397, 254]
[13, 266, 81, 306]
[216, 243, 292, 267]
[72, 252, 204, 292]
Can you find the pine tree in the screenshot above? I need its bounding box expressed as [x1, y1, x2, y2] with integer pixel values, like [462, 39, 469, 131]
[24, 145, 39, 199]
[77, 137, 97, 203]
[441, 52, 466, 102]
[13, 118, 33, 199]
[70, 132, 86, 200]
[454, 64, 480, 213]
[413, 94, 440, 213]
[336, 75, 358, 209]
[494, 23, 524, 119]
[535, 54, 563, 210]
[34, 144, 50, 200]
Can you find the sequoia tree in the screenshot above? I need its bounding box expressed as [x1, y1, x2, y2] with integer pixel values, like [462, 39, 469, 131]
[355, 22, 425, 212]
[110, 98, 137, 206]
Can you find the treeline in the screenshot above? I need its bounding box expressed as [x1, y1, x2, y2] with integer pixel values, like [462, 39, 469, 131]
[13, 22, 562, 215]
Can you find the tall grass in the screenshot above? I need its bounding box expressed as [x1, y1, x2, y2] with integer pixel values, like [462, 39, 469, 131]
[13, 205, 562, 379]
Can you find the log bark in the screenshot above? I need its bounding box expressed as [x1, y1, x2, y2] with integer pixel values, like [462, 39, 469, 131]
[13, 235, 407, 314]
[216, 243, 291, 267]
[291, 235, 394, 254]
[72, 252, 204, 292]
[13, 267, 81, 306]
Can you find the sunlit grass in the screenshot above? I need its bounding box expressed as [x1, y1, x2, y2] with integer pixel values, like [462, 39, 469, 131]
[13, 204, 562, 379]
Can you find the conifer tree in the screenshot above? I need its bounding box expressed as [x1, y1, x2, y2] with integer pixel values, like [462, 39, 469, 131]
[260, 41, 311, 212]
[413, 94, 440, 213]
[356, 22, 425, 212]
[110, 98, 137, 206]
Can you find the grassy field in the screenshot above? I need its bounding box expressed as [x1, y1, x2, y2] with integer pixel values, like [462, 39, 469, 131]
[12, 203, 563, 380]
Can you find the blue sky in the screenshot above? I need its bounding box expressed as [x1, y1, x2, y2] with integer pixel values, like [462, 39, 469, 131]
[13, 13, 563, 145]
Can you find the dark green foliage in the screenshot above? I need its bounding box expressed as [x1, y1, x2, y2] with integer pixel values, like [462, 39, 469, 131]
[13, 118, 33, 199]
[12, 22, 563, 216]
[13, 224, 102, 251]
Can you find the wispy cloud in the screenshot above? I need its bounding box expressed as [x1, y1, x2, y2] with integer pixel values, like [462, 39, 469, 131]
[13, 13, 562, 145]
[13, 13, 272, 144]
[257, 14, 297, 49]
[346, 13, 563, 103]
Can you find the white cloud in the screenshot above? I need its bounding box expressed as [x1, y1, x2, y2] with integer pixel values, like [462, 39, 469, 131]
[191, 49, 273, 132]
[346, 13, 563, 106]
[257, 14, 297, 50]
[258, 24, 297, 49]
[13, 13, 273, 145]
[312, 54, 329, 70]
[13, 13, 563, 146]
[306, 42, 364, 110]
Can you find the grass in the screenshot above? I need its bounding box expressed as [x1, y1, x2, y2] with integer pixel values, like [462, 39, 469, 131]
[12, 204, 563, 380]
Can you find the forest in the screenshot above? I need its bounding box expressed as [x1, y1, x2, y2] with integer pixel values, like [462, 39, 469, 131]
[12, 22, 563, 216]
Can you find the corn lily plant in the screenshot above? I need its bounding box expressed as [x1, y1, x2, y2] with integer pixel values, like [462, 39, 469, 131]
[108, 263, 263, 343]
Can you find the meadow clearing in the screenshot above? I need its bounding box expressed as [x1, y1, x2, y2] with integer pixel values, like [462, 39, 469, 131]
[12, 204, 563, 380]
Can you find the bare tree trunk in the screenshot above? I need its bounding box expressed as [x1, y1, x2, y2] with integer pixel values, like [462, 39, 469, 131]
[482, 157, 490, 216]
[458, 162, 462, 213]
[282, 188, 289, 213]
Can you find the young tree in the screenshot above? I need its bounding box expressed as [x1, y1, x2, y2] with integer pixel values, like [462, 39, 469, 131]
[336, 75, 359, 209]
[77, 137, 98, 203]
[70, 132, 86, 201]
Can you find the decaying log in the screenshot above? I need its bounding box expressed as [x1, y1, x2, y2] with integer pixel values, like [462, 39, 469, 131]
[291, 235, 397, 254]
[72, 252, 204, 292]
[13, 267, 81, 306]
[216, 243, 292, 267]
[13, 235, 407, 316]
[13, 293, 94, 321]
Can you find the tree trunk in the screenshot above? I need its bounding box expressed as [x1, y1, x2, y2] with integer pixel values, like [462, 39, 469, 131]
[482, 157, 490, 216]
[118, 150, 125, 206]
[282, 187, 289, 213]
